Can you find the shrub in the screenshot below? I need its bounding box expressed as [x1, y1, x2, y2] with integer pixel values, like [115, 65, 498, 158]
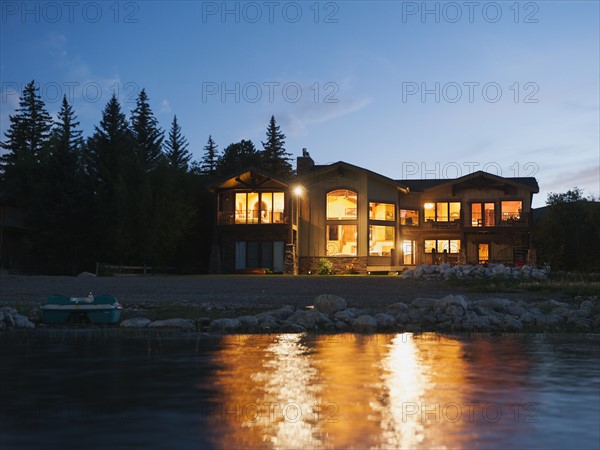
[318, 258, 334, 275]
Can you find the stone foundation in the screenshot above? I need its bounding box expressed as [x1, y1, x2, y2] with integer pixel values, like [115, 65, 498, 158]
[299, 256, 368, 275]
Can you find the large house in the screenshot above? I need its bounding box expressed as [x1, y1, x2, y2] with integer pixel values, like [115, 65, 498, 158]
[209, 152, 539, 274]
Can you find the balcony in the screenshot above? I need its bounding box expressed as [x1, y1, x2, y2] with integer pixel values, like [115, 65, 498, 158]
[218, 209, 287, 225]
[423, 219, 461, 229]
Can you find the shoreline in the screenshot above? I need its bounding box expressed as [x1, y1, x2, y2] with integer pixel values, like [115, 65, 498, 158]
[1, 274, 598, 334]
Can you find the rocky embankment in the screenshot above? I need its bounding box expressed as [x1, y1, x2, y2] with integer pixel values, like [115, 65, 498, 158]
[117, 293, 599, 334]
[402, 263, 550, 281]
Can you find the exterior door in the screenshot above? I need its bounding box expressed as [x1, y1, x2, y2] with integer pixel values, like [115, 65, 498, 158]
[402, 240, 415, 265]
[478, 243, 489, 264]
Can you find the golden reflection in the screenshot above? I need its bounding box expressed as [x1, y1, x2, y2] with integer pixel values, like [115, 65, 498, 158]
[207, 333, 481, 449]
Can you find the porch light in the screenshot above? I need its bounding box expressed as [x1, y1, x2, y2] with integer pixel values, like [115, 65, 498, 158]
[293, 185, 304, 197]
[424, 202, 434, 210]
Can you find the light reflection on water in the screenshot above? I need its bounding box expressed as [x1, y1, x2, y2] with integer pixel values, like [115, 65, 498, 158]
[1, 332, 599, 449]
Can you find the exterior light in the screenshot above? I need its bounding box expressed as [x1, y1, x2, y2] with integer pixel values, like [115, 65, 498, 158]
[293, 186, 304, 196]
[424, 202, 434, 210]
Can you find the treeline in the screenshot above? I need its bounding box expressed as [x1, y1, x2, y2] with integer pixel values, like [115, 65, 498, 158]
[0, 81, 293, 274]
[535, 188, 600, 272]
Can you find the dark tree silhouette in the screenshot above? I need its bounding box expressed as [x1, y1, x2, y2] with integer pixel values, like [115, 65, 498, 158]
[261, 115, 292, 178]
[200, 135, 219, 176]
[130, 89, 164, 172]
[164, 115, 192, 172]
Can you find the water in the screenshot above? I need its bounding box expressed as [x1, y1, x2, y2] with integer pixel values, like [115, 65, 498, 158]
[1, 331, 599, 449]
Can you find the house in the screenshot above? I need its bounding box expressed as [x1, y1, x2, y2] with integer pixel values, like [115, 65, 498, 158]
[209, 153, 539, 274]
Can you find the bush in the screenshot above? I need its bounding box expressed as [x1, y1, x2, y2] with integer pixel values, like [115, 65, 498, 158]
[318, 258, 334, 275]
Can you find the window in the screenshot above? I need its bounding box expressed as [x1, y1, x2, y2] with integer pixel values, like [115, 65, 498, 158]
[326, 224, 357, 256]
[234, 192, 285, 224]
[369, 202, 395, 221]
[471, 202, 495, 226]
[400, 209, 419, 226]
[424, 240, 461, 253]
[327, 189, 357, 220]
[424, 202, 461, 222]
[369, 225, 395, 256]
[501, 201, 522, 221]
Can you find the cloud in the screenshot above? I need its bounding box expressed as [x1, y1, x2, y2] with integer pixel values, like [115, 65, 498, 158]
[160, 99, 171, 113]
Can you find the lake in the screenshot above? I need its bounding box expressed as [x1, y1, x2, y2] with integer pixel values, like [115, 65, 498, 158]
[1, 331, 599, 449]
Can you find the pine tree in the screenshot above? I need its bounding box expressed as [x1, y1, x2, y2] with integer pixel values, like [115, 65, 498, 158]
[218, 139, 260, 175]
[200, 135, 219, 175]
[130, 88, 164, 172]
[261, 115, 292, 178]
[85, 94, 134, 187]
[164, 115, 192, 172]
[0, 80, 53, 202]
[84, 94, 136, 262]
[33, 96, 88, 272]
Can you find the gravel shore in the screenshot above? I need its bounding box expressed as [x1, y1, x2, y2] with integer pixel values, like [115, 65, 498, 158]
[0, 274, 566, 311]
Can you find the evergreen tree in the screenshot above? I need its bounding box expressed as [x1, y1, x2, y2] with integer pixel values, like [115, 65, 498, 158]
[130, 88, 164, 172]
[200, 135, 219, 175]
[0, 80, 53, 202]
[261, 115, 292, 178]
[164, 115, 192, 172]
[218, 139, 260, 175]
[84, 94, 136, 262]
[33, 96, 89, 272]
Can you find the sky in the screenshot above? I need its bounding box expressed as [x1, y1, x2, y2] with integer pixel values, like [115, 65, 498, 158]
[1, 0, 598, 207]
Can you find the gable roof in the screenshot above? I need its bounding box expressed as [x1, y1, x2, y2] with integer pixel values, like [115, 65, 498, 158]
[208, 167, 290, 192]
[299, 161, 409, 193]
[399, 171, 539, 195]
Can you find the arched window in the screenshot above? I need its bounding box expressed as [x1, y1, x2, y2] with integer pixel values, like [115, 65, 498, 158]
[326, 189, 357, 220]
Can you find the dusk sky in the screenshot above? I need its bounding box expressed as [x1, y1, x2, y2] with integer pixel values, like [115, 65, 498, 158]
[1, 1, 598, 207]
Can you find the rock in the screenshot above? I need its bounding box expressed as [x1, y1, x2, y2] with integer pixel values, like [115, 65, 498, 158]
[531, 269, 548, 281]
[120, 317, 152, 328]
[287, 309, 331, 330]
[208, 318, 241, 332]
[474, 298, 511, 312]
[267, 305, 295, 320]
[411, 298, 437, 309]
[519, 312, 536, 324]
[334, 320, 350, 331]
[580, 300, 594, 315]
[149, 318, 195, 330]
[501, 315, 523, 331]
[334, 309, 357, 323]
[436, 295, 469, 310]
[4, 313, 15, 327]
[352, 315, 378, 333]
[10, 314, 35, 328]
[386, 303, 409, 315]
[237, 315, 259, 328]
[314, 294, 347, 315]
[77, 272, 96, 277]
[505, 304, 528, 317]
[278, 322, 306, 333]
[567, 317, 592, 330]
[374, 313, 395, 328]
[402, 269, 414, 279]
[445, 305, 465, 318]
[535, 314, 563, 330]
[0, 306, 17, 316]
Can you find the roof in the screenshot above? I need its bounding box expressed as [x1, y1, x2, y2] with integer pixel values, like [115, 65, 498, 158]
[398, 171, 539, 194]
[299, 161, 409, 193]
[208, 167, 290, 192]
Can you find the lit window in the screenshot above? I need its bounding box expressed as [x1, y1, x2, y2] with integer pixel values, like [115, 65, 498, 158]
[424, 202, 461, 222]
[471, 202, 495, 226]
[326, 224, 357, 256]
[327, 190, 357, 220]
[400, 209, 419, 226]
[501, 201, 522, 221]
[425, 240, 461, 254]
[233, 192, 285, 224]
[369, 225, 395, 256]
[369, 202, 395, 221]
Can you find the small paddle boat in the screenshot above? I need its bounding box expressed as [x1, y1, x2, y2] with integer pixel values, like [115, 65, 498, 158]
[40, 294, 122, 324]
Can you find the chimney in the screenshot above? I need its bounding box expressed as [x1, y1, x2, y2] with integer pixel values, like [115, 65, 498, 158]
[296, 148, 314, 176]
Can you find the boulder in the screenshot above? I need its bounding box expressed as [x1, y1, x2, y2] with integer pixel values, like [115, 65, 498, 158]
[278, 322, 306, 333]
[11, 313, 35, 328]
[314, 294, 347, 315]
[287, 309, 331, 330]
[436, 295, 469, 310]
[267, 305, 295, 320]
[150, 318, 195, 330]
[237, 315, 259, 328]
[352, 315, 378, 333]
[120, 317, 152, 328]
[208, 318, 241, 332]
[374, 313, 396, 328]
[411, 298, 437, 309]
[386, 303, 409, 315]
[334, 310, 357, 323]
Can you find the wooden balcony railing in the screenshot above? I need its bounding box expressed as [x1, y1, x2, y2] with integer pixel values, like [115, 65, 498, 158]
[218, 210, 287, 225]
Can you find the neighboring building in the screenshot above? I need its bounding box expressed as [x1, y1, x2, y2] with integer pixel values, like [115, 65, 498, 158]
[209, 153, 539, 274]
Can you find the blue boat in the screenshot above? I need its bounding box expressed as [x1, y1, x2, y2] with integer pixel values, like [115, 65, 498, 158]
[40, 294, 123, 324]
